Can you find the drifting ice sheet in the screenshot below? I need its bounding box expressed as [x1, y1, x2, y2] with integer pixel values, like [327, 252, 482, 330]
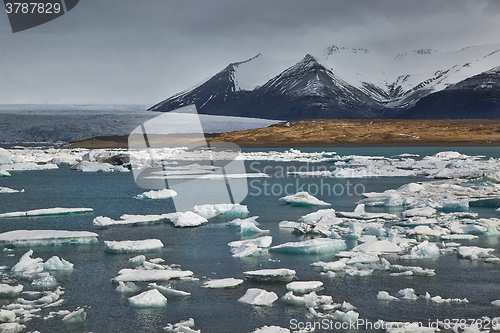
[0, 207, 93, 218]
[192, 204, 249, 219]
[104, 239, 164, 253]
[134, 189, 177, 200]
[243, 268, 296, 282]
[0, 230, 98, 247]
[270, 239, 346, 254]
[202, 278, 244, 289]
[112, 269, 194, 282]
[286, 281, 323, 294]
[238, 288, 278, 306]
[279, 191, 331, 206]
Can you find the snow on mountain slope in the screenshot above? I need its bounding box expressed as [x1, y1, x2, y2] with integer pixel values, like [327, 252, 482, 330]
[318, 43, 500, 108]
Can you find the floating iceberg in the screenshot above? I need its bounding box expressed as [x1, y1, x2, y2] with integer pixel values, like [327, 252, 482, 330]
[398, 288, 418, 300]
[286, 281, 323, 294]
[240, 222, 269, 235]
[165, 211, 208, 227]
[116, 281, 141, 293]
[134, 189, 177, 200]
[0, 230, 98, 247]
[112, 269, 194, 282]
[243, 268, 296, 282]
[0, 207, 93, 218]
[310, 259, 347, 272]
[73, 161, 129, 173]
[400, 241, 440, 259]
[0, 170, 11, 177]
[238, 288, 278, 306]
[104, 239, 164, 253]
[202, 278, 244, 289]
[61, 308, 87, 324]
[93, 213, 171, 227]
[228, 236, 272, 257]
[299, 209, 336, 222]
[251, 326, 290, 333]
[337, 204, 398, 220]
[0, 284, 23, 298]
[377, 291, 399, 301]
[43, 256, 74, 271]
[192, 203, 249, 219]
[270, 239, 346, 255]
[227, 216, 259, 227]
[457, 246, 495, 260]
[0, 323, 25, 333]
[148, 283, 190, 297]
[279, 191, 330, 206]
[164, 318, 200, 333]
[352, 240, 401, 253]
[0, 187, 23, 194]
[128, 289, 167, 308]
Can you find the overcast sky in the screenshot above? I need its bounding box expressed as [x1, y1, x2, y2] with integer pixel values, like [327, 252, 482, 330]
[1, 0, 500, 105]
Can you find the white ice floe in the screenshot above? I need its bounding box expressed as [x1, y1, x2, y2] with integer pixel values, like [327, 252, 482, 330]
[116, 281, 141, 293]
[240, 222, 270, 235]
[351, 240, 401, 254]
[128, 255, 146, 267]
[164, 318, 200, 333]
[299, 209, 336, 222]
[191, 203, 249, 219]
[0, 284, 23, 298]
[148, 283, 190, 297]
[43, 256, 74, 271]
[251, 326, 289, 333]
[202, 278, 244, 289]
[0, 323, 25, 332]
[0, 207, 93, 218]
[128, 289, 167, 308]
[0, 170, 10, 177]
[73, 161, 129, 172]
[270, 239, 346, 254]
[227, 216, 259, 227]
[407, 225, 448, 238]
[344, 267, 373, 277]
[0, 187, 24, 194]
[243, 268, 296, 282]
[457, 246, 495, 260]
[0, 230, 98, 247]
[337, 204, 398, 220]
[238, 288, 278, 306]
[279, 191, 330, 206]
[377, 291, 399, 301]
[398, 288, 418, 300]
[228, 236, 272, 257]
[286, 281, 323, 294]
[104, 239, 164, 253]
[165, 211, 208, 227]
[311, 259, 347, 272]
[402, 207, 437, 218]
[390, 265, 435, 276]
[134, 189, 177, 200]
[112, 269, 194, 282]
[61, 308, 86, 323]
[400, 241, 440, 259]
[93, 213, 171, 227]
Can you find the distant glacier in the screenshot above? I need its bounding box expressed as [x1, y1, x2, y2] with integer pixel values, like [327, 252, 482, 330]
[0, 104, 278, 144]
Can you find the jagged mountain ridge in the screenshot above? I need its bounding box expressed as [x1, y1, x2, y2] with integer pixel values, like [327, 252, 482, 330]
[149, 44, 500, 119]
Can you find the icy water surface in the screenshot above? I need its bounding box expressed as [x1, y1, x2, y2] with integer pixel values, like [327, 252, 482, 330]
[1, 147, 500, 332]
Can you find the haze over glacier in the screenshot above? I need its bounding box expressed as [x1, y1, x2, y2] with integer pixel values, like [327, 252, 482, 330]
[150, 44, 500, 120]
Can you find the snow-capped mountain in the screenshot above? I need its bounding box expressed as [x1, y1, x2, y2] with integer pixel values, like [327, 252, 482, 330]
[149, 44, 500, 119]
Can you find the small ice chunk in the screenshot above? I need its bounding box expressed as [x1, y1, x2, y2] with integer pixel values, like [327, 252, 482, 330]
[270, 239, 346, 254]
[31, 275, 58, 289]
[134, 189, 177, 200]
[104, 239, 163, 253]
[148, 283, 190, 297]
[0, 230, 98, 247]
[0, 323, 25, 333]
[398, 288, 418, 300]
[192, 203, 249, 219]
[344, 267, 373, 277]
[0, 284, 23, 298]
[299, 209, 336, 222]
[112, 269, 194, 282]
[281, 291, 306, 306]
[163, 318, 200, 333]
[62, 308, 86, 323]
[278, 221, 301, 229]
[243, 268, 296, 282]
[377, 291, 399, 301]
[0, 207, 93, 218]
[491, 300, 500, 306]
[286, 281, 323, 294]
[227, 216, 259, 227]
[128, 289, 167, 308]
[165, 211, 208, 228]
[75, 161, 129, 173]
[128, 255, 146, 267]
[202, 278, 244, 289]
[279, 191, 330, 206]
[457, 246, 495, 260]
[400, 241, 440, 259]
[402, 207, 437, 218]
[240, 222, 269, 235]
[0, 310, 16, 323]
[352, 240, 401, 253]
[228, 236, 272, 257]
[116, 281, 141, 293]
[0, 187, 23, 194]
[238, 288, 278, 306]
[311, 260, 347, 272]
[251, 326, 290, 333]
[43, 256, 74, 271]
[11, 250, 44, 275]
